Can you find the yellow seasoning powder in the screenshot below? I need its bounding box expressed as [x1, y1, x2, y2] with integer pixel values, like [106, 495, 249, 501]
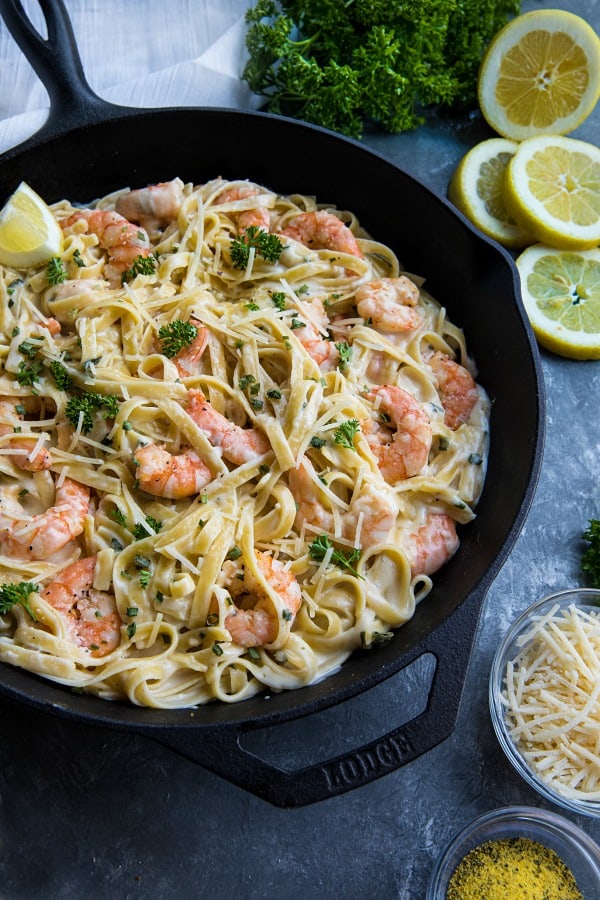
[446, 837, 583, 900]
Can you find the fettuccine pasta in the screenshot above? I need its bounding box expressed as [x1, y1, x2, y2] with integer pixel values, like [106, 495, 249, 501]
[0, 177, 489, 707]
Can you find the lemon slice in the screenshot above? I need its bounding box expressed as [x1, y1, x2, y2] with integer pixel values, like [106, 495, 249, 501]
[504, 135, 600, 250]
[0, 181, 64, 268]
[516, 244, 600, 359]
[448, 138, 535, 248]
[478, 9, 600, 141]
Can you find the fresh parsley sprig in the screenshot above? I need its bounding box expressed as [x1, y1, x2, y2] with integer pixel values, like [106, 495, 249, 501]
[242, 0, 520, 138]
[0, 582, 38, 620]
[333, 418, 360, 450]
[308, 534, 362, 578]
[231, 226, 285, 269]
[158, 320, 199, 358]
[121, 254, 157, 283]
[65, 391, 119, 434]
[582, 520, 600, 588]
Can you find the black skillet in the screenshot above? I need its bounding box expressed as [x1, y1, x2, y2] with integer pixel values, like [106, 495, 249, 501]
[0, 0, 545, 807]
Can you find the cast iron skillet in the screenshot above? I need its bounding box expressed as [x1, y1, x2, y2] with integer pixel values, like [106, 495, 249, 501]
[0, 0, 545, 807]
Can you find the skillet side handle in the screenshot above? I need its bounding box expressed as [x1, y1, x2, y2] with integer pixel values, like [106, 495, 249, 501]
[152, 587, 485, 808]
[0, 0, 125, 140]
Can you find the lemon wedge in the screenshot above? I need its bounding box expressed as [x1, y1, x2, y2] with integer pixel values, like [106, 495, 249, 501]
[478, 9, 600, 141]
[0, 181, 64, 268]
[448, 138, 535, 248]
[504, 135, 600, 250]
[516, 244, 600, 359]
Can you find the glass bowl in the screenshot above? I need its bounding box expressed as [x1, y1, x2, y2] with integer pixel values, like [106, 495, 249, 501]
[489, 588, 600, 818]
[426, 806, 600, 899]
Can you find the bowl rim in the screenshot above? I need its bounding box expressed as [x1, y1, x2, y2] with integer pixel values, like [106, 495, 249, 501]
[426, 805, 600, 898]
[489, 588, 600, 818]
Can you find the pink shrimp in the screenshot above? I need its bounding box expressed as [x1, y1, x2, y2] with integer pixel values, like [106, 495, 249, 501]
[186, 389, 270, 465]
[429, 351, 478, 430]
[61, 209, 152, 285]
[288, 458, 399, 548]
[363, 384, 432, 483]
[133, 443, 213, 499]
[215, 184, 271, 233]
[0, 477, 89, 559]
[0, 399, 52, 471]
[281, 210, 364, 269]
[294, 296, 333, 367]
[403, 513, 459, 577]
[115, 178, 183, 233]
[169, 318, 209, 378]
[42, 556, 121, 657]
[355, 277, 423, 332]
[223, 550, 302, 647]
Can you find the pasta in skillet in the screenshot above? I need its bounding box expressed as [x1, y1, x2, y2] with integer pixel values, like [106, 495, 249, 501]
[0, 177, 489, 708]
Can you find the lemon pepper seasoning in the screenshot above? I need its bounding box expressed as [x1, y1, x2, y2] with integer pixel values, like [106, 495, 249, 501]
[446, 837, 583, 900]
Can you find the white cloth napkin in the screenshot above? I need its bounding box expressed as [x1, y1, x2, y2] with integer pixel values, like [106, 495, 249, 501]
[0, 0, 261, 154]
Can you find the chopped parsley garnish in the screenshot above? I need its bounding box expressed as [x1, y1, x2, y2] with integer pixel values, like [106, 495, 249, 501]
[126, 607, 139, 617]
[309, 436, 326, 449]
[239, 373, 257, 391]
[360, 630, 394, 649]
[15, 360, 44, 388]
[468, 452, 483, 465]
[127, 622, 137, 639]
[336, 341, 352, 371]
[0, 582, 38, 620]
[230, 225, 285, 269]
[333, 418, 360, 450]
[110, 508, 128, 528]
[226, 546, 243, 561]
[270, 291, 287, 310]
[18, 339, 40, 359]
[266, 388, 282, 400]
[121, 254, 157, 283]
[50, 360, 73, 390]
[46, 256, 67, 286]
[212, 642, 224, 656]
[158, 320, 198, 358]
[72, 249, 85, 267]
[308, 534, 362, 578]
[132, 516, 163, 540]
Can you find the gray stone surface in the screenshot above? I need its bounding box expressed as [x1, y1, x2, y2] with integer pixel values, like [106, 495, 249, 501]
[1, 1, 599, 897]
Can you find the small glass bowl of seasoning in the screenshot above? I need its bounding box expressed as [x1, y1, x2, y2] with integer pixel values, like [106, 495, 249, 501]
[426, 806, 600, 899]
[489, 588, 600, 818]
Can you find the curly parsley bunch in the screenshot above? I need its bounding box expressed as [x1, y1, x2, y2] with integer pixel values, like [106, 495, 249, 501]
[243, 0, 520, 138]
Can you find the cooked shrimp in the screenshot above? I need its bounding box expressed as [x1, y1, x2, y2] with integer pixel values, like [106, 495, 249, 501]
[0, 477, 89, 559]
[363, 385, 432, 483]
[186, 389, 270, 465]
[215, 184, 271, 233]
[134, 443, 212, 499]
[281, 211, 364, 261]
[0, 399, 51, 471]
[42, 556, 121, 657]
[403, 513, 459, 577]
[289, 459, 399, 548]
[170, 318, 209, 378]
[294, 296, 333, 367]
[61, 209, 152, 284]
[429, 351, 478, 430]
[115, 178, 183, 233]
[223, 550, 302, 647]
[356, 276, 422, 332]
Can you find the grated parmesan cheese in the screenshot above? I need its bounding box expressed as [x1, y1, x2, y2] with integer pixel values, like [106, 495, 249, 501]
[501, 602, 600, 804]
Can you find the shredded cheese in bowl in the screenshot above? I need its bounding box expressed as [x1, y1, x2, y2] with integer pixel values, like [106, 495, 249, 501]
[489, 588, 600, 818]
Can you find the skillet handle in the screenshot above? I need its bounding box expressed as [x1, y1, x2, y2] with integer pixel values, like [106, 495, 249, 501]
[0, 0, 130, 142]
[151, 587, 484, 808]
